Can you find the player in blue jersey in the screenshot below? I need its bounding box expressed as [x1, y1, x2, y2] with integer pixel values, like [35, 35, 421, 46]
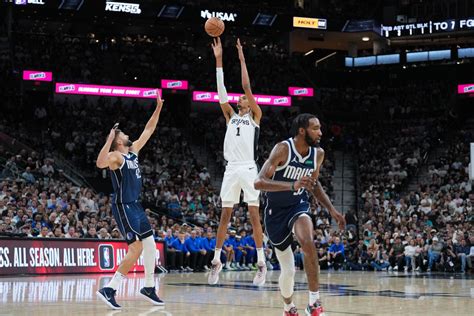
[95, 92, 164, 310]
[255, 113, 345, 316]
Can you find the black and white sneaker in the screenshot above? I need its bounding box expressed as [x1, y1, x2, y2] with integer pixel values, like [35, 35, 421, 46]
[139, 287, 165, 306]
[96, 287, 121, 310]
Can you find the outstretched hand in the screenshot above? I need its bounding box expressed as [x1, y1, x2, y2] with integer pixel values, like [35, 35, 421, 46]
[211, 37, 223, 59]
[107, 123, 119, 143]
[236, 38, 245, 61]
[156, 90, 164, 110]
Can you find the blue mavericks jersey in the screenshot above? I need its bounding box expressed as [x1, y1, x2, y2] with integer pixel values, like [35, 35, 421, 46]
[110, 152, 142, 204]
[265, 138, 317, 207]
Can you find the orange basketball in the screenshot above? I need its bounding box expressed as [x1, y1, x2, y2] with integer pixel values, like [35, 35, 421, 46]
[205, 17, 225, 37]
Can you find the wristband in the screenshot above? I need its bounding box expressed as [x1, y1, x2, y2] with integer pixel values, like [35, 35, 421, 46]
[291, 182, 295, 192]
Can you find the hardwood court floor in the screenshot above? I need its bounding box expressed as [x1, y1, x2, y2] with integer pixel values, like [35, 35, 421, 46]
[0, 270, 473, 316]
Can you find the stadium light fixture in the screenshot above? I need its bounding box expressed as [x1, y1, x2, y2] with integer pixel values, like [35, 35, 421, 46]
[362, 36, 370, 42]
[304, 49, 314, 56]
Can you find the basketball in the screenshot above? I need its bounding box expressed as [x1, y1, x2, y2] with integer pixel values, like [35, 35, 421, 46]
[205, 17, 225, 37]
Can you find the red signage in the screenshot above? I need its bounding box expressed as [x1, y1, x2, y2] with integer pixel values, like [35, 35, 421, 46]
[0, 238, 165, 275]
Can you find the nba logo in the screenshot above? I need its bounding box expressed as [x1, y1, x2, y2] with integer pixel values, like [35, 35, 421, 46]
[99, 245, 115, 270]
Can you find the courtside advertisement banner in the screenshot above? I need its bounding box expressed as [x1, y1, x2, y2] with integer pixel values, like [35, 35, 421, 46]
[192, 91, 292, 106]
[0, 238, 165, 275]
[161, 79, 189, 90]
[458, 84, 474, 94]
[22, 70, 53, 82]
[288, 87, 314, 97]
[55, 83, 161, 99]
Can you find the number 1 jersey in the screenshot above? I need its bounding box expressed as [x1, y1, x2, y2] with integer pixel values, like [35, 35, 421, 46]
[223, 112, 260, 163]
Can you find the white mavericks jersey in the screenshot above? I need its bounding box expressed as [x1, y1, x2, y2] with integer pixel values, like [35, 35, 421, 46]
[223, 113, 260, 163]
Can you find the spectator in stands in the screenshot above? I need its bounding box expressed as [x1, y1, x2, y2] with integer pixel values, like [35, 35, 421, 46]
[84, 227, 98, 239]
[455, 239, 471, 273]
[427, 237, 443, 272]
[328, 237, 345, 270]
[21, 167, 35, 184]
[185, 230, 204, 272]
[200, 231, 215, 270]
[404, 239, 419, 272]
[168, 231, 190, 272]
[388, 236, 405, 271]
[98, 227, 111, 239]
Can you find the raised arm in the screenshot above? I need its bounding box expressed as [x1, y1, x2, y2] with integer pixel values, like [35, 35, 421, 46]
[212, 37, 234, 123]
[311, 148, 346, 230]
[96, 125, 123, 170]
[254, 142, 314, 192]
[131, 92, 164, 154]
[236, 38, 262, 124]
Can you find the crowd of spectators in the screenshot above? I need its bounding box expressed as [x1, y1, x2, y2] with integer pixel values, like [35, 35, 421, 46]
[12, 30, 308, 96]
[1, 25, 473, 274]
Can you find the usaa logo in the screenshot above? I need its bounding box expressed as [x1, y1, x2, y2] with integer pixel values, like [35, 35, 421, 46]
[201, 9, 237, 22]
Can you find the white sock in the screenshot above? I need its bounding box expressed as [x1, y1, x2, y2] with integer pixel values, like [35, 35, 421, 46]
[107, 271, 125, 290]
[257, 248, 265, 264]
[213, 248, 222, 262]
[284, 302, 296, 312]
[309, 291, 320, 306]
[142, 236, 156, 288]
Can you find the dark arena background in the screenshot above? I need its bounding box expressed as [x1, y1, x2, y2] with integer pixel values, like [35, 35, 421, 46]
[0, 0, 473, 315]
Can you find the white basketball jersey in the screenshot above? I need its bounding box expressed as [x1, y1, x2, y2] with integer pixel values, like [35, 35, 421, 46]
[223, 113, 260, 163]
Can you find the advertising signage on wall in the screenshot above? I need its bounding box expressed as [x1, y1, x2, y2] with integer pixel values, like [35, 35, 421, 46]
[458, 84, 474, 95]
[0, 238, 165, 275]
[105, 1, 141, 14]
[22, 70, 53, 81]
[288, 87, 314, 97]
[381, 18, 474, 37]
[293, 16, 327, 29]
[193, 91, 291, 106]
[161, 79, 189, 90]
[55, 83, 161, 99]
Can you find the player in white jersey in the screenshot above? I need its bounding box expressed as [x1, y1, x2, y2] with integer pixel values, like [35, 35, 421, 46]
[208, 37, 267, 286]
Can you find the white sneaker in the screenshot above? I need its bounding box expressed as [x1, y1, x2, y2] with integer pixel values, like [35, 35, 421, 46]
[253, 262, 267, 286]
[204, 265, 210, 271]
[427, 268, 431, 272]
[393, 266, 398, 271]
[415, 266, 420, 271]
[404, 266, 408, 272]
[208, 260, 223, 285]
[388, 266, 393, 271]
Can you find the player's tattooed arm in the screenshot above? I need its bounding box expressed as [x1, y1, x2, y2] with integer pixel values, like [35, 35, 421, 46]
[254, 142, 313, 192]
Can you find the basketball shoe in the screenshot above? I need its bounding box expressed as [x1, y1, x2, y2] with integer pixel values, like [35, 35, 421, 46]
[96, 287, 121, 310]
[208, 259, 223, 285]
[139, 287, 165, 306]
[284, 306, 299, 315]
[253, 262, 267, 286]
[305, 300, 325, 316]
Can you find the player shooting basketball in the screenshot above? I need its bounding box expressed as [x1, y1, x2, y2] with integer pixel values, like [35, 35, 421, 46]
[207, 37, 267, 286]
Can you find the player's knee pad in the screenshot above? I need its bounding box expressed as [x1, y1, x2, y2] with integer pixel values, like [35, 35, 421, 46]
[275, 246, 295, 298]
[142, 235, 155, 251]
